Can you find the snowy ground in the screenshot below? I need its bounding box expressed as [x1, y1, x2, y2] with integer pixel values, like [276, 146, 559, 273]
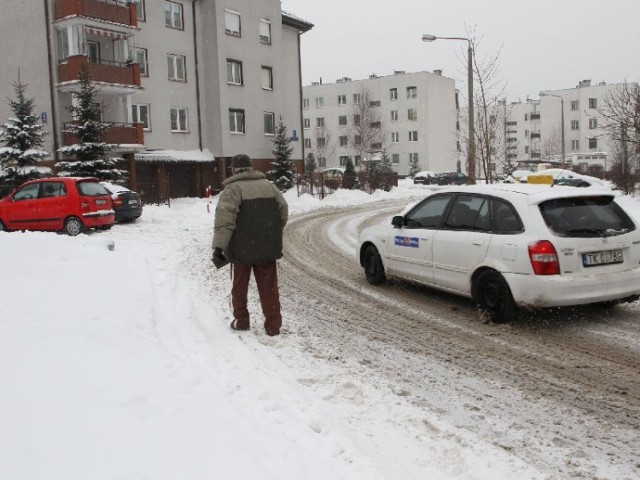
[1, 179, 639, 479]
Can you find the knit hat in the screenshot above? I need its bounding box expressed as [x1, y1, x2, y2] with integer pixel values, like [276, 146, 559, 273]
[231, 154, 252, 169]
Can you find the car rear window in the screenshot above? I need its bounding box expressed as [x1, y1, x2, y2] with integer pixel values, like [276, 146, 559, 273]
[77, 181, 109, 197]
[539, 196, 636, 237]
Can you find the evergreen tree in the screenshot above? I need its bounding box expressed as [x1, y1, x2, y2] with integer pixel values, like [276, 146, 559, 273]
[408, 155, 421, 178]
[370, 150, 395, 192]
[0, 79, 50, 194]
[341, 157, 360, 190]
[269, 118, 295, 191]
[57, 68, 127, 183]
[304, 152, 317, 174]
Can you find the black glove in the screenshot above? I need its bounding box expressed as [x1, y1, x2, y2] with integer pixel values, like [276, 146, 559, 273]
[212, 248, 229, 269]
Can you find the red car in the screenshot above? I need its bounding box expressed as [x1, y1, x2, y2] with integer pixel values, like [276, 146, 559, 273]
[0, 177, 115, 235]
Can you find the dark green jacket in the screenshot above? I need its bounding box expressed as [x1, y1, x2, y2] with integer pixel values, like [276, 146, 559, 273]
[212, 170, 288, 264]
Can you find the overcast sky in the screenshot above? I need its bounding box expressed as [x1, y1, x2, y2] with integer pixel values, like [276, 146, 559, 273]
[282, 0, 640, 101]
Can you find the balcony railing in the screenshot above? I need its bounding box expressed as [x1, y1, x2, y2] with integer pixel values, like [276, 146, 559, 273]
[62, 122, 144, 146]
[58, 55, 141, 87]
[54, 0, 137, 27]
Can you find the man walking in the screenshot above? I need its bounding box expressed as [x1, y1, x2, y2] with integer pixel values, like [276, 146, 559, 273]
[212, 153, 289, 336]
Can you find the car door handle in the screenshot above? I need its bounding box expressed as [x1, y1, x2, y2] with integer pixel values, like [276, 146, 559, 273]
[472, 241, 483, 246]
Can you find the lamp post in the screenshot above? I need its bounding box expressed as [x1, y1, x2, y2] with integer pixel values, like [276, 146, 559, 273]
[422, 33, 475, 183]
[540, 92, 566, 166]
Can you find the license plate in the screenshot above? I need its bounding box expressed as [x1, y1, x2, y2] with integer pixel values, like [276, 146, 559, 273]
[96, 199, 107, 205]
[128, 199, 138, 205]
[582, 249, 623, 267]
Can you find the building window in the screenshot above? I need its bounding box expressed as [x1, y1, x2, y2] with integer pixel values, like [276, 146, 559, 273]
[409, 131, 418, 142]
[370, 121, 381, 128]
[315, 97, 324, 108]
[353, 155, 361, 165]
[406, 86, 417, 98]
[226, 59, 243, 85]
[259, 19, 271, 44]
[263, 112, 275, 135]
[392, 154, 400, 164]
[390, 110, 398, 122]
[87, 41, 100, 63]
[131, 103, 150, 130]
[409, 153, 419, 163]
[353, 114, 361, 126]
[338, 94, 347, 106]
[167, 54, 186, 81]
[525, 145, 529, 154]
[371, 142, 382, 150]
[369, 100, 381, 107]
[570, 100, 579, 111]
[316, 117, 324, 128]
[229, 109, 245, 134]
[164, 2, 183, 29]
[571, 120, 580, 130]
[304, 138, 311, 148]
[339, 135, 348, 146]
[389, 88, 398, 100]
[339, 155, 350, 166]
[338, 115, 347, 126]
[317, 137, 326, 148]
[571, 140, 580, 151]
[303, 118, 310, 129]
[352, 93, 361, 104]
[354, 135, 362, 146]
[589, 118, 597, 129]
[170, 107, 187, 132]
[135, 48, 148, 77]
[303, 98, 309, 109]
[589, 138, 598, 149]
[132, 0, 145, 21]
[589, 98, 597, 109]
[261, 66, 273, 90]
[391, 132, 399, 143]
[408, 108, 418, 121]
[225, 10, 241, 37]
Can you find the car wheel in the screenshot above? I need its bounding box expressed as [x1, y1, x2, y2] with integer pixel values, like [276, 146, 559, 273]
[363, 245, 386, 285]
[0, 220, 7, 232]
[64, 216, 84, 236]
[475, 270, 517, 323]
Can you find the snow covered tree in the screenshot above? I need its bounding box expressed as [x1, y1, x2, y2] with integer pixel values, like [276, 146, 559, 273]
[408, 154, 421, 177]
[0, 79, 50, 194]
[269, 117, 295, 191]
[57, 68, 127, 183]
[341, 157, 360, 190]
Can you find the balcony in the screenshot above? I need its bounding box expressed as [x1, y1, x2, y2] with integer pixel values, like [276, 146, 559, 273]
[62, 122, 144, 147]
[530, 113, 541, 120]
[530, 132, 541, 139]
[54, 0, 137, 28]
[58, 55, 141, 89]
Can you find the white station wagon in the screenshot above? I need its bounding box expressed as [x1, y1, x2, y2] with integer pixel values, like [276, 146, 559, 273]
[358, 184, 640, 321]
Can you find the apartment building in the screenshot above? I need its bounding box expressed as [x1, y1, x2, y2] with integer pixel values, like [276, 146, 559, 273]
[302, 71, 459, 176]
[502, 80, 627, 174]
[0, 0, 312, 199]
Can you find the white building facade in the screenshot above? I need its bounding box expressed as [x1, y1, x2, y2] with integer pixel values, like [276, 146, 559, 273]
[302, 71, 459, 176]
[0, 0, 312, 197]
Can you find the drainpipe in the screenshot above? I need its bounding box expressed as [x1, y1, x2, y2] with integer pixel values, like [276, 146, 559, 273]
[296, 32, 304, 173]
[44, 0, 60, 161]
[192, 0, 203, 151]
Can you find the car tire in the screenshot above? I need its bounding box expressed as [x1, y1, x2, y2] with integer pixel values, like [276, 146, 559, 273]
[363, 245, 386, 285]
[64, 216, 84, 236]
[0, 220, 6, 232]
[475, 270, 517, 323]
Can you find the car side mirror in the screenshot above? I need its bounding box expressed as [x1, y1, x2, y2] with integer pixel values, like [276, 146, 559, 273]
[392, 215, 404, 228]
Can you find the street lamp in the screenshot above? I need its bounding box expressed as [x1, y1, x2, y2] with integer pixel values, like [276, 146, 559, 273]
[540, 92, 566, 166]
[422, 33, 475, 183]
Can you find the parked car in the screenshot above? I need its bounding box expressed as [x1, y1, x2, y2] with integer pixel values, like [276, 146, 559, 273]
[0, 177, 115, 235]
[358, 184, 640, 322]
[553, 177, 591, 188]
[101, 182, 143, 222]
[413, 171, 438, 185]
[436, 172, 468, 185]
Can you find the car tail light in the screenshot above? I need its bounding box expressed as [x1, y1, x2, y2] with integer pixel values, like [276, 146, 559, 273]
[528, 240, 560, 275]
[112, 195, 123, 207]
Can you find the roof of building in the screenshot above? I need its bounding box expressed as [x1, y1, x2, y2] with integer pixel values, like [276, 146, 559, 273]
[282, 11, 314, 32]
[135, 149, 214, 163]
